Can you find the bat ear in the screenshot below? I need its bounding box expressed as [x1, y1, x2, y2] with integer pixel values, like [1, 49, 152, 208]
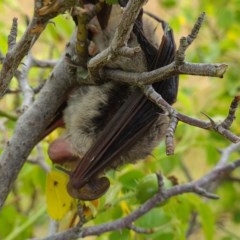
[67, 177, 110, 200]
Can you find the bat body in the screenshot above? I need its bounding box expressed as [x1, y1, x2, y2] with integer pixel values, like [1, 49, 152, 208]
[48, 3, 178, 200]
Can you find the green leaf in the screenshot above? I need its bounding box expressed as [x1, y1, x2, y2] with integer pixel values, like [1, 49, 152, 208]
[105, 0, 118, 4]
[109, 229, 130, 240]
[197, 203, 215, 240]
[136, 208, 170, 228]
[119, 168, 144, 192]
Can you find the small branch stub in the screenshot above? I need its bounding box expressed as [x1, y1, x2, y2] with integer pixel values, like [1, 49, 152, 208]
[8, 18, 18, 50]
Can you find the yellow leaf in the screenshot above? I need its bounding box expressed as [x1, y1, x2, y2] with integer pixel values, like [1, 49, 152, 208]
[45, 128, 64, 143]
[46, 170, 74, 220]
[82, 200, 99, 218]
[120, 200, 130, 215]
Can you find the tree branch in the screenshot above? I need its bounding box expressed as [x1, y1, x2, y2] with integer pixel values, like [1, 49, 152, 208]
[87, 0, 146, 81]
[31, 159, 240, 240]
[15, 53, 35, 112]
[143, 85, 240, 155]
[0, 38, 77, 209]
[102, 12, 227, 85]
[0, 0, 76, 97]
[102, 62, 227, 86]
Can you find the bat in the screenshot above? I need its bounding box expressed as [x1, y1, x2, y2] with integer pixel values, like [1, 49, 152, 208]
[48, 1, 178, 200]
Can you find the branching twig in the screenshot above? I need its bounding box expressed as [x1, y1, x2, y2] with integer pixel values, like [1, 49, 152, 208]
[0, 0, 76, 97]
[185, 140, 240, 238]
[15, 53, 35, 112]
[31, 159, 240, 240]
[102, 12, 227, 86]
[87, 0, 146, 81]
[102, 62, 227, 86]
[143, 85, 240, 154]
[0, 38, 77, 208]
[175, 12, 205, 65]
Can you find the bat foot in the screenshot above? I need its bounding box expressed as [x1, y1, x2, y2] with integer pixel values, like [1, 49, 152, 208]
[67, 176, 110, 200]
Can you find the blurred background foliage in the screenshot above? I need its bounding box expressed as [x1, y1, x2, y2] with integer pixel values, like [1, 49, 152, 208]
[0, 0, 240, 239]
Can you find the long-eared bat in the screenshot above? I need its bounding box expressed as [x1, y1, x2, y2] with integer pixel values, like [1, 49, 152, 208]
[48, 2, 178, 200]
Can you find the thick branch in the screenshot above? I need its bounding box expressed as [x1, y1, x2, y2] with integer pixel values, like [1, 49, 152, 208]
[102, 62, 227, 86]
[0, 40, 77, 209]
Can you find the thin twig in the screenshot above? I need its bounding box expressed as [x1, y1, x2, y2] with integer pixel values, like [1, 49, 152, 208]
[32, 58, 57, 68]
[217, 141, 240, 167]
[127, 224, 154, 234]
[27, 144, 51, 172]
[15, 53, 35, 112]
[8, 18, 18, 50]
[0, 0, 76, 97]
[221, 96, 240, 130]
[175, 12, 205, 65]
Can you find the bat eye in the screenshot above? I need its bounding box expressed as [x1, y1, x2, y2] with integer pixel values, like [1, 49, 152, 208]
[67, 176, 110, 201]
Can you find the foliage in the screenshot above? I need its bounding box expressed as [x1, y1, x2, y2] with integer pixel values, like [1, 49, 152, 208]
[105, 0, 118, 4]
[0, 0, 240, 239]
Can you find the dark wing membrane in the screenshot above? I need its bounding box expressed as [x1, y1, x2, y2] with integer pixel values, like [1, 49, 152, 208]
[70, 13, 179, 189]
[133, 13, 178, 104]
